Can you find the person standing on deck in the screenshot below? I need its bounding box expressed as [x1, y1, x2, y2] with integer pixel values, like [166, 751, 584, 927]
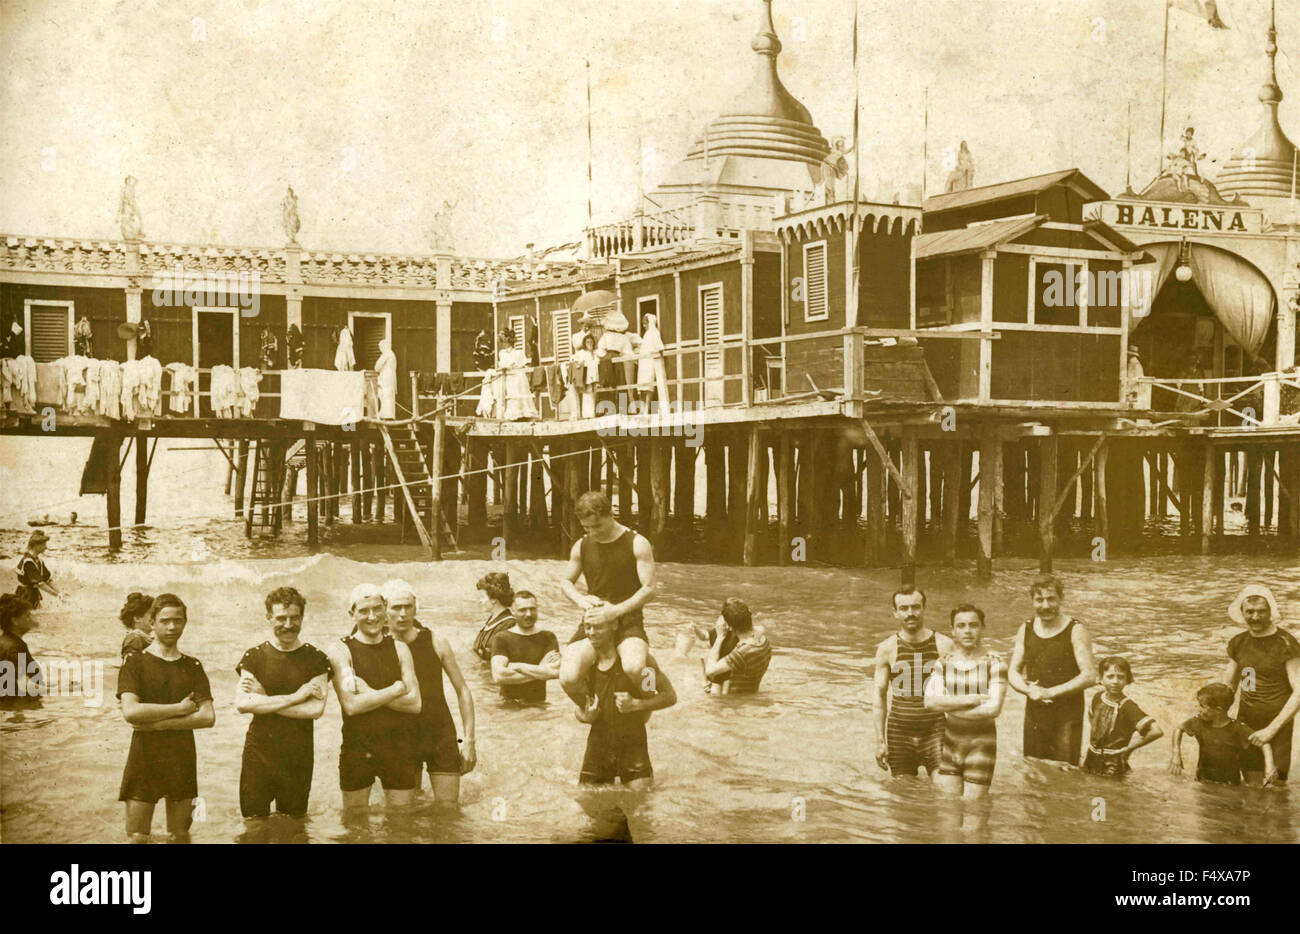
[115, 594, 215, 842]
[14, 530, 58, 609]
[873, 586, 954, 778]
[1222, 584, 1300, 784]
[233, 587, 331, 820]
[1008, 574, 1097, 765]
[383, 579, 476, 808]
[558, 491, 657, 706]
[325, 584, 422, 809]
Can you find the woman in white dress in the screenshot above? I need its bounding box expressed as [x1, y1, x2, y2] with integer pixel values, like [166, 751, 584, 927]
[636, 313, 671, 412]
[498, 330, 536, 420]
[375, 338, 398, 419]
[572, 333, 601, 419]
[334, 326, 356, 372]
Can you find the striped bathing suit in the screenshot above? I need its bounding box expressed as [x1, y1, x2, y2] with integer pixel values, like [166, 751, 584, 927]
[935, 654, 1000, 786]
[884, 632, 945, 776]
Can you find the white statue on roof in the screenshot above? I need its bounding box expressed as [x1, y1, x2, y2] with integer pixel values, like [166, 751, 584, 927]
[429, 198, 458, 251]
[818, 136, 854, 204]
[944, 141, 975, 193]
[282, 186, 301, 244]
[118, 176, 143, 241]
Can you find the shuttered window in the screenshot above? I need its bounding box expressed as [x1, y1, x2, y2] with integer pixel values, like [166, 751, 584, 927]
[553, 309, 572, 365]
[350, 314, 389, 369]
[804, 242, 828, 321]
[26, 302, 72, 362]
[508, 315, 525, 350]
[701, 285, 723, 374]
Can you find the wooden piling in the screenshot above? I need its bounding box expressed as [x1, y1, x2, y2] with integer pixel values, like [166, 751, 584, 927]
[234, 439, 249, 517]
[742, 427, 763, 566]
[651, 441, 670, 543]
[1245, 447, 1261, 539]
[351, 442, 363, 523]
[777, 433, 793, 565]
[900, 429, 919, 585]
[636, 440, 654, 525]
[1095, 438, 1109, 548]
[941, 441, 960, 566]
[430, 417, 445, 560]
[107, 432, 122, 551]
[306, 437, 319, 546]
[466, 441, 487, 543]
[134, 433, 149, 526]
[617, 442, 635, 521]
[502, 440, 517, 549]
[1200, 441, 1216, 554]
[976, 431, 997, 579]
[865, 438, 885, 566]
[1038, 434, 1058, 573]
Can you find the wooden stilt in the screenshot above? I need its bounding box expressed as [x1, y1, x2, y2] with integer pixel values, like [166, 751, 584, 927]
[375, 441, 388, 522]
[107, 431, 122, 551]
[742, 427, 762, 565]
[429, 417, 445, 560]
[672, 443, 696, 528]
[234, 439, 249, 517]
[351, 442, 363, 523]
[1095, 439, 1109, 550]
[976, 430, 997, 579]
[565, 439, 583, 544]
[993, 439, 1005, 552]
[777, 432, 793, 565]
[651, 441, 670, 543]
[1211, 448, 1225, 544]
[1201, 442, 1216, 554]
[134, 433, 149, 526]
[865, 438, 885, 566]
[502, 440, 517, 549]
[1245, 447, 1261, 539]
[1263, 448, 1275, 530]
[636, 440, 654, 525]
[941, 441, 960, 566]
[900, 428, 919, 585]
[306, 436, 319, 546]
[530, 446, 547, 531]
[618, 442, 635, 521]
[1038, 434, 1058, 573]
[1176, 446, 1191, 541]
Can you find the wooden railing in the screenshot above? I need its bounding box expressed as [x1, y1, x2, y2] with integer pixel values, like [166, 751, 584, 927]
[1135, 371, 1300, 427]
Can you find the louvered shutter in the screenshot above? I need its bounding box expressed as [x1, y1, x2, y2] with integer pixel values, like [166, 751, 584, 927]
[804, 243, 828, 320]
[701, 285, 723, 379]
[553, 309, 572, 365]
[29, 305, 70, 362]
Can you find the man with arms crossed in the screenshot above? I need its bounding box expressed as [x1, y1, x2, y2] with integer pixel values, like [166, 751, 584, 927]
[873, 586, 953, 778]
[325, 584, 422, 809]
[491, 590, 561, 703]
[558, 491, 657, 704]
[573, 612, 676, 788]
[1007, 574, 1097, 765]
[117, 593, 215, 842]
[1223, 583, 1300, 783]
[234, 587, 331, 820]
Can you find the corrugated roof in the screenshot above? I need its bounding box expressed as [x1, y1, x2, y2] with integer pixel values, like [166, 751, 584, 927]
[914, 215, 1044, 260]
[923, 169, 1109, 215]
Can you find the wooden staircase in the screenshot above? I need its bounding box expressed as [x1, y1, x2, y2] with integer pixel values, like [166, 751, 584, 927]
[379, 423, 456, 557]
[245, 441, 287, 537]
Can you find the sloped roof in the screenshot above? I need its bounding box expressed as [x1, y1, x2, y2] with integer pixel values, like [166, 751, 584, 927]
[914, 215, 1044, 260]
[923, 169, 1109, 215]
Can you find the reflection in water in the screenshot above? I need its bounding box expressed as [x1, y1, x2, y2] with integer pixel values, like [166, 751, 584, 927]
[0, 439, 1297, 842]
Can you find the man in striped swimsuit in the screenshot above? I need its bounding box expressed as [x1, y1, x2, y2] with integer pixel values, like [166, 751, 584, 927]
[873, 587, 954, 778]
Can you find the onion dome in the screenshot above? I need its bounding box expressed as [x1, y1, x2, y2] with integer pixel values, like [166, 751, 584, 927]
[683, 0, 830, 168]
[1216, 3, 1300, 200]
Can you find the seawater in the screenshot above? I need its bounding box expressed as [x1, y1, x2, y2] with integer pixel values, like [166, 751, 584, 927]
[1, 438, 1297, 843]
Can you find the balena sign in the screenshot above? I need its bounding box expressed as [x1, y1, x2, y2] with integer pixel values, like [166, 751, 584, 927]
[1092, 201, 1262, 234]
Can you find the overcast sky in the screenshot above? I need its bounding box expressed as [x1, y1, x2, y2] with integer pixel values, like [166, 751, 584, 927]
[1, 0, 1297, 257]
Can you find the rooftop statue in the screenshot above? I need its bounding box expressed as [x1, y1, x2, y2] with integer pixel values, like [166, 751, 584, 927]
[944, 141, 975, 193]
[118, 176, 143, 241]
[282, 186, 301, 244]
[819, 136, 854, 203]
[429, 198, 458, 251]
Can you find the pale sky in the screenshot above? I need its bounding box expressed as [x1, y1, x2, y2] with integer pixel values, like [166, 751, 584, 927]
[1, 0, 1297, 257]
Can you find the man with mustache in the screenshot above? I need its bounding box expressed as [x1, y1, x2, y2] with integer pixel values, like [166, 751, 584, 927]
[234, 587, 332, 820]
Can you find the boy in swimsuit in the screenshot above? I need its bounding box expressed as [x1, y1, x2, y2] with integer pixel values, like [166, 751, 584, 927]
[116, 593, 215, 842]
[325, 584, 422, 809]
[1170, 683, 1276, 786]
[923, 604, 1006, 798]
[558, 491, 657, 705]
[1007, 574, 1097, 765]
[873, 586, 954, 778]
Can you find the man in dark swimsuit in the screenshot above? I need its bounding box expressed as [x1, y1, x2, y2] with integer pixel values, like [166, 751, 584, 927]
[384, 579, 477, 809]
[1223, 584, 1300, 784]
[116, 593, 215, 842]
[872, 586, 954, 778]
[1008, 574, 1097, 765]
[233, 586, 331, 820]
[558, 491, 657, 706]
[491, 590, 561, 703]
[574, 611, 676, 788]
[325, 583, 422, 809]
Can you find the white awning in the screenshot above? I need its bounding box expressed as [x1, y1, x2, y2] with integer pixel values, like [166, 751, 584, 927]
[1145, 242, 1275, 357]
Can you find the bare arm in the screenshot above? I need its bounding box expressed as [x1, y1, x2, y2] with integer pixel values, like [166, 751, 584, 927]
[967, 659, 1008, 719]
[923, 661, 980, 711]
[136, 699, 215, 732]
[1255, 657, 1300, 744]
[120, 693, 196, 725]
[1123, 718, 1165, 756]
[436, 635, 475, 745]
[872, 640, 893, 749]
[234, 670, 301, 716]
[1006, 624, 1031, 696]
[387, 641, 422, 714]
[1168, 724, 1187, 774]
[559, 539, 599, 609]
[1043, 622, 1097, 701]
[703, 623, 731, 681]
[326, 643, 404, 717]
[620, 656, 676, 714]
[276, 673, 329, 720]
[491, 653, 533, 685]
[509, 654, 560, 681]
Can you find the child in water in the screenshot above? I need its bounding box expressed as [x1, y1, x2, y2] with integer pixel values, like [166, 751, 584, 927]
[1081, 656, 1163, 776]
[1169, 682, 1276, 786]
[119, 593, 155, 659]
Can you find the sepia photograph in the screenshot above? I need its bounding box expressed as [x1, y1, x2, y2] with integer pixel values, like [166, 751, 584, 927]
[1, 0, 1297, 878]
